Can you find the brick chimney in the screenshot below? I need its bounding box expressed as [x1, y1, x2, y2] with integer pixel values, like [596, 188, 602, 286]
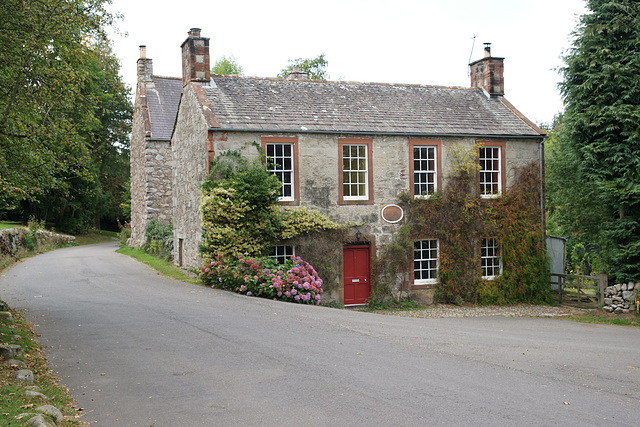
[181, 28, 210, 87]
[137, 45, 153, 83]
[469, 43, 504, 96]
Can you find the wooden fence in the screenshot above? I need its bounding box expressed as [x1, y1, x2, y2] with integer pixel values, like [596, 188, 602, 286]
[550, 272, 607, 306]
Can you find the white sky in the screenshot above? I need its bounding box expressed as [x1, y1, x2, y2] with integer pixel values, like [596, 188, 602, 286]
[107, 0, 587, 126]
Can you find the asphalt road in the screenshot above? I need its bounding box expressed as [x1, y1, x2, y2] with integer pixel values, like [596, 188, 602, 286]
[1, 242, 639, 426]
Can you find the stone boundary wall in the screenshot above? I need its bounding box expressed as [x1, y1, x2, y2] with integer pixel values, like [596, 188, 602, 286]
[0, 228, 75, 256]
[603, 282, 638, 314]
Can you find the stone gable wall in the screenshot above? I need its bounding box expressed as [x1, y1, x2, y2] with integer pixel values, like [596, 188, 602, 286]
[129, 82, 173, 247]
[171, 84, 209, 269]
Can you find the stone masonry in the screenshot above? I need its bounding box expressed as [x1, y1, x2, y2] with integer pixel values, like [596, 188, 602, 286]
[603, 282, 638, 314]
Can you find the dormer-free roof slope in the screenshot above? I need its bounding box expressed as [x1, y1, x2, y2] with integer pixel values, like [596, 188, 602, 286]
[203, 76, 544, 138]
[145, 76, 182, 141]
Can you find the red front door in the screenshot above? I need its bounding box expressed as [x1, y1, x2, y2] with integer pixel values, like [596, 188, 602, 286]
[343, 246, 371, 305]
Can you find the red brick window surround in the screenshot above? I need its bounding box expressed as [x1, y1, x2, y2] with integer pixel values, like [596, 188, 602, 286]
[338, 138, 373, 205]
[262, 137, 299, 205]
[478, 141, 506, 198]
[409, 139, 442, 198]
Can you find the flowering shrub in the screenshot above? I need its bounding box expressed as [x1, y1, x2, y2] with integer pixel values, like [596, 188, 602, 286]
[201, 254, 323, 305]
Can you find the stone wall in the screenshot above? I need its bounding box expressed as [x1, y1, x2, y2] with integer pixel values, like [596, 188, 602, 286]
[171, 83, 209, 269]
[213, 131, 540, 247]
[129, 83, 173, 247]
[208, 131, 541, 300]
[0, 229, 75, 256]
[603, 282, 638, 314]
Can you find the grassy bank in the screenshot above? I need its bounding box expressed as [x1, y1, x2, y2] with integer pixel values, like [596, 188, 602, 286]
[0, 311, 86, 426]
[116, 246, 201, 285]
[0, 222, 24, 230]
[566, 311, 640, 327]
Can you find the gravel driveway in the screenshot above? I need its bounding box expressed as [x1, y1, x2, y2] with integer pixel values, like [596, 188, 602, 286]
[376, 304, 587, 318]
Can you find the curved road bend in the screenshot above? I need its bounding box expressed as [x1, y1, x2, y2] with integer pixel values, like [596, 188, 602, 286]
[1, 242, 639, 426]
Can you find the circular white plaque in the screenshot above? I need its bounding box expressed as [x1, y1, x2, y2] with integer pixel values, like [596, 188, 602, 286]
[381, 204, 404, 224]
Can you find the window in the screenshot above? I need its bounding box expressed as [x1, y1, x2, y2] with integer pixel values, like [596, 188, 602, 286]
[342, 144, 368, 200]
[481, 238, 501, 279]
[262, 137, 298, 204]
[479, 144, 504, 198]
[414, 239, 439, 285]
[410, 141, 441, 198]
[339, 139, 373, 204]
[269, 245, 295, 265]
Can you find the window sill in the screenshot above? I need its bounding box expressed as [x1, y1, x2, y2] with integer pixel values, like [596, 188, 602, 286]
[339, 199, 373, 206]
[412, 281, 437, 289]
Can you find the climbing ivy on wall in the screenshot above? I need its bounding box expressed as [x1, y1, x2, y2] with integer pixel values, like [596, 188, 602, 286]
[373, 144, 550, 305]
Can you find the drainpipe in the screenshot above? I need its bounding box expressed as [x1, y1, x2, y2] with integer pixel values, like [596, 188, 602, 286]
[539, 136, 547, 240]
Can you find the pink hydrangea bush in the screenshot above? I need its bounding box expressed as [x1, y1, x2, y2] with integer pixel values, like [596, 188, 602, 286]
[201, 255, 323, 305]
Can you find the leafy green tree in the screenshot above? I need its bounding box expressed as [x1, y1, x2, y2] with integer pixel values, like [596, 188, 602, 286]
[277, 54, 329, 80]
[556, 0, 640, 281]
[20, 40, 133, 233]
[211, 55, 244, 75]
[0, 0, 115, 211]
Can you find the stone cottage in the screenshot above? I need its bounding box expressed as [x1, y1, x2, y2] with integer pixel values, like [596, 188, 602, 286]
[130, 28, 546, 305]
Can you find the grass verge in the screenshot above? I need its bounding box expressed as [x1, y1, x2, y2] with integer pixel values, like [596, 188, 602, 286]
[116, 246, 201, 285]
[365, 299, 422, 311]
[1, 311, 86, 426]
[73, 230, 119, 246]
[0, 222, 24, 230]
[565, 311, 640, 327]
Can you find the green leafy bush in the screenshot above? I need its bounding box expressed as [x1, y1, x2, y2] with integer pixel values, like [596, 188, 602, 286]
[118, 225, 131, 246]
[200, 149, 281, 262]
[200, 148, 349, 261]
[22, 217, 45, 251]
[279, 206, 344, 239]
[143, 219, 173, 260]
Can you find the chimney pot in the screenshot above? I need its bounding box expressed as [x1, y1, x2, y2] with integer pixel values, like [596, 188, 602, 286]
[189, 28, 201, 37]
[483, 42, 491, 57]
[137, 46, 152, 82]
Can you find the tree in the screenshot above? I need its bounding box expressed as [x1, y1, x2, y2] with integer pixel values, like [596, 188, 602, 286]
[20, 39, 133, 233]
[277, 54, 328, 80]
[0, 0, 115, 210]
[211, 55, 243, 75]
[0, 1, 133, 233]
[556, 0, 640, 281]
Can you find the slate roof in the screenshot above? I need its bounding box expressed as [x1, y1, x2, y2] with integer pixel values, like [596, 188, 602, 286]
[203, 76, 544, 138]
[146, 76, 182, 140]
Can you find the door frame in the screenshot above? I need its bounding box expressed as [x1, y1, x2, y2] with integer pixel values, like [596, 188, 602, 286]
[342, 244, 372, 306]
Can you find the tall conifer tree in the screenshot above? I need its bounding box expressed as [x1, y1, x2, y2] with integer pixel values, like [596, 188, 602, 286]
[559, 0, 640, 281]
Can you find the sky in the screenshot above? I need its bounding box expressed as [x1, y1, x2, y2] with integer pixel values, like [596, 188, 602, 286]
[106, 0, 588, 127]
